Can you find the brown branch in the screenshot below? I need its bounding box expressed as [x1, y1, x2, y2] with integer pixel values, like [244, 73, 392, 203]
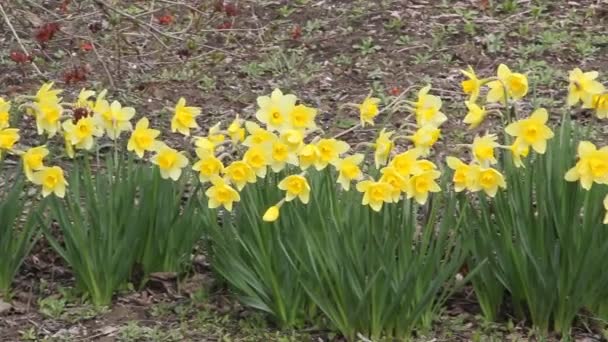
[0, 4, 43, 77]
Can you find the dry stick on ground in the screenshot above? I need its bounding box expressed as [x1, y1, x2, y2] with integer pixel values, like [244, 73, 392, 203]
[90, 40, 116, 88]
[0, 4, 43, 77]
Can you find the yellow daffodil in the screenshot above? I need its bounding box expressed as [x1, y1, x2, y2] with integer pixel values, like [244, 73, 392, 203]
[127, 117, 161, 158]
[151, 144, 189, 181]
[227, 115, 246, 143]
[374, 129, 394, 168]
[32, 166, 68, 198]
[463, 101, 487, 129]
[380, 166, 409, 202]
[334, 154, 364, 191]
[208, 122, 225, 144]
[446, 157, 477, 192]
[192, 150, 224, 183]
[358, 96, 381, 127]
[471, 167, 507, 197]
[243, 121, 276, 147]
[487, 64, 528, 104]
[35, 82, 62, 103]
[567, 68, 605, 107]
[315, 138, 350, 170]
[298, 144, 320, 170]
[0, 128, 20, 157]
[410, 125, 440, 156]
[290, 104, 317, 131]
[592, 93, 608, 119]
[356, 179, 393, 212]
[243, 145, 270, 178]
[171, 97, 201, 136]
[413, 85, 446, 127]
[505, 108, 554, 154]
[205, 176, 240, 211]
[33, 99, 63, 137]
[194, 136, 217, 155]
[407, 170, 441, 205]
[63, 116, 104, 153]
[415, 159, 437, 172]
[74, 88, 96, 110]
[263, 205, 281, 222]
[472, 134, 499, 167]
[389, 150, 422, 176]
[461, 66, 482, 102]
[0, 98, 11, 129]
[278, 174, 311, 204]
[255, 88, 297, 132]
[280, 129, 304, 152]
[267, 139, 298, 172]
[224, 161, 257, 190]
[22, 146, 49, 181]
[509, 137, 530, 168]
[94, 100, 135, 140]
[565, 141, 608, 190]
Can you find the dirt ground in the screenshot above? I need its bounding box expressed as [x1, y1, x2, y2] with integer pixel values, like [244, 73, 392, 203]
[1, 0, 608, 341]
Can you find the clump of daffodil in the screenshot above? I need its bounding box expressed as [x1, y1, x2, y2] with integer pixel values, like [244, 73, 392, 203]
[22, 146, 49, 181]
[334, 154, 364, 190]
[206, 175, 240, 211]
[31, 166, 68, 198]
[472, 134, 499, 167]
[227, 115, 246, 143]
[487, 64, 528, 104]
[412, 85, 447, 127]
[255, 88, 297, 132]
[356, 179, 393, 212]
[505, 108, 554, 154]
[461, 66, 483, 102]
[567, 68, 605, 107]
[0, 97, 11, 129]
[171, 97, 201, 136]
[374, 129, 394, 168]
[463, 101, 487, 129]
[358, 96, 381, 127]
[127, 118, 161, 158]
[410, 125, 440, 157]
[0, 128, 20, 158]
[315, 138, 350, 170]
[224, 160, 257, 191]
[565, 141, 608, 190]
[151, 143, 189, 181]
[592, 93, 608, 119]
[192, 149, 224, 183]
[290, 104, 318, 131]
[278, 174, 311, 204]
[94, 100, 135, 140]
[62, 116, 104, 157]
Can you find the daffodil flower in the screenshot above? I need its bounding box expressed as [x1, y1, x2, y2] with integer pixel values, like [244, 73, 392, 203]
[32, 166, 68, 198]
[205, 176, 240, 211]
[567, 68, 605, 107]
[255, 89, 297, 132]
[22, 146, 49, 181]
[505, 108, 554, 154]
[334, 154, 364, 191]
[127, 117, 161, 158]
[278, 175, 311, 204]
[171, 97, 201, 136]
[151, 144, 189, 181]
[356, 179, 393, 212]
[224, 160, 257, 191]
